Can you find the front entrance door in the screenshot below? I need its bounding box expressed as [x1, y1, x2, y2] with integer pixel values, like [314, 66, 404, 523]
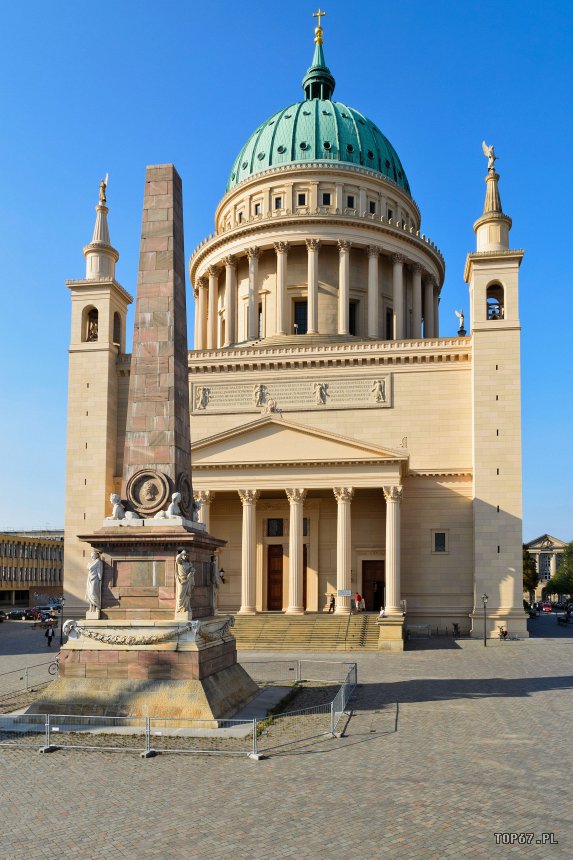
[362, 560, 385, 612]
[267, 545, 283, 610]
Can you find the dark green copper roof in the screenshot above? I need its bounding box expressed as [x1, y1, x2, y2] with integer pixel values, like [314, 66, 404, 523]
[226, 43, 410, 196]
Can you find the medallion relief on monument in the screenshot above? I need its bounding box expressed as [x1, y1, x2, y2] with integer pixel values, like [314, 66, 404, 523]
[191, 375, 392, 414]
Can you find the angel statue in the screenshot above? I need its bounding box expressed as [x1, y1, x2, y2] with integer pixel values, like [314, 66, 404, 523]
[481, 141, 497, 171]
[455, 309, 466, 335]
[99, 173, 108, 204]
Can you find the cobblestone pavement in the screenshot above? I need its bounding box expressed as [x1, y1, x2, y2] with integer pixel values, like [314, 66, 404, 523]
[1, 623, 572, 859]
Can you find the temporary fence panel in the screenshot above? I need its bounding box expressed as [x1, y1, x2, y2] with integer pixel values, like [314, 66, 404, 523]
[241, 660, 299, 684]
[0, 714, 48, 748]
[256, 703, 333, 753]
[148, 717, 256, 756]
[0, 661, 55, 699]
[46, 715, 147, 753]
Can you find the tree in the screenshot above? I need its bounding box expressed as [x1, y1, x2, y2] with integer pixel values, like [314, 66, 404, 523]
[522, 546, 539, 602]
[550, 541, 573, 597]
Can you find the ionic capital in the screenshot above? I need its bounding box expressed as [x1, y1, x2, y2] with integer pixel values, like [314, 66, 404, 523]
[238, 489, 260, 505]
[366, 245, 380, 258]
[193, 490, 216, 505]
[222, 255, 237, 269]
[391, 253, 405, 265]
[305, 238, 321, 252]
[333, 487, 354, 503]
[383, 485, 403, 503]
[337, 240, 352, 253]
[274, 241, 290, 254]
[286, 488, 307, 504]
[246, 247, 260, 260]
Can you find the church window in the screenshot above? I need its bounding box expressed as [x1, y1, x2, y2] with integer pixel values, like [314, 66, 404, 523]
[299, 142, 309, 150]
[238, 212, 243, 223]
[386, 307, 394, 340]
[369, 201, 376, 214]
[349, 301, 358, 336]
[367, 150, 374, 160]
[322, 192, 331, 205]
[113, 312, 121, 347]
[323, 141, 332, 150]
[486, 283, 504, 319]
[303, 518, 309, 537]
[85, 307, 98, 342]
[432, 531, 448, 553]
[277, 145, 286, 154]
[257, 152, 265, 160]
[294, 301, 308, 335]
[274, 197, 282, 209]
[267, 518, 283, 537]
[346, 144, 354, 153]
[254, 203, 261, 215]
[297, 193, 306, 206]
[258, 303, 263, 338]
[347, 195, 355, 208]
[387, 208, 393, 221]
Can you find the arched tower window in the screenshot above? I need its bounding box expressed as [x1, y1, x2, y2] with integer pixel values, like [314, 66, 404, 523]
[486, 283, 504, 320]
[113, 312, 121, 347]
[85, 307, 99, 341]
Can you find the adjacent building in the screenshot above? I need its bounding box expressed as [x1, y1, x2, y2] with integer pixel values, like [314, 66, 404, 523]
[0, 531, 64, 607]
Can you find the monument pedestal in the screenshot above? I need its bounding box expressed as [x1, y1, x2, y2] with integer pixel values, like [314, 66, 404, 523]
[31, 522, 258, 722]
[377, 614, 405, 652]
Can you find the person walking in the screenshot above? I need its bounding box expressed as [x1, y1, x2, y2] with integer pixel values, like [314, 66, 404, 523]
[355, 593, 362, 612]
[45, 626, 55, 647]
[327, 593, 335, 613]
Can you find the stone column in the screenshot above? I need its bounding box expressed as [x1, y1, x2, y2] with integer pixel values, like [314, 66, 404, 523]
[196, 276, 207, 349]
[333, 487, 354, 614]
[550, 553, 557, 578]
[434, 287, 440, 337]
[246, 247, 260, 340]
[338, 241, 351, 335]
[274, 242, 289, 335]
[366, 246, 380, 339]
[383, 485, 403, 613]
[412, 264, 423, 339]
[392, 254, 405, 340]
[194, 490, 215, 533]
[306, 239, 320, 335]
[238, 489, 259, 614]
[193, 287, 199, 348]
[207, 266, 218, 349]
[424, 276, 435, 338]
[223, 255, 237, 347]
[286, 489, 307, 614]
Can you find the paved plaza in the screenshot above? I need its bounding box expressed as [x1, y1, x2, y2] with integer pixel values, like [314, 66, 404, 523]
[0, 616, 572, 859]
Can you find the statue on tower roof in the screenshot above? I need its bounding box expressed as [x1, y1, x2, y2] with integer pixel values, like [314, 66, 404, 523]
[481, 141, 497, 171]
[99, 173, 108, 204]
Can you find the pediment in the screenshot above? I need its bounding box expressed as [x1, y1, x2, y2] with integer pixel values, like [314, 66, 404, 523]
[191, 415, 408, 468]
[525, 533, 568, 550]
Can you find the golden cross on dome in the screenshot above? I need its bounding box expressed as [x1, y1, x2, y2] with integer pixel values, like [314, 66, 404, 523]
[313, 7, 326, 44]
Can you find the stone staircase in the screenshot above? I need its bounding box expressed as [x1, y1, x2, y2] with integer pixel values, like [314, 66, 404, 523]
[231, 612, 379, 652]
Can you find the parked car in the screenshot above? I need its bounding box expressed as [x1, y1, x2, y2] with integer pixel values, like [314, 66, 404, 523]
[541, 602, 552, 612]
[0, 609, 6, 622]
[6, 608, 34, 620]
[35, 604, 62, 615]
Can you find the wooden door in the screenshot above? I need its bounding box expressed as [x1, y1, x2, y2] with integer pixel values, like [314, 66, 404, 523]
[267, 545, 283, 611]
[362, 560, 385, 612]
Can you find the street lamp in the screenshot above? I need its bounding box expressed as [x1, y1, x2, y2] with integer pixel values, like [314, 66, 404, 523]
[482, 593, 488, 647]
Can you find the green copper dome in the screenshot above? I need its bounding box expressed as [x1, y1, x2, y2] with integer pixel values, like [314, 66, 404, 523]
[226, 42, 411, 196]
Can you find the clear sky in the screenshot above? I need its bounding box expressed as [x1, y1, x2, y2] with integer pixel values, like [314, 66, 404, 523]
[0, 0, 571, 540]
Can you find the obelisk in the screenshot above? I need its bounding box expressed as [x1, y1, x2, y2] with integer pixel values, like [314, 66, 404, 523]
[121, 165, 193, 519]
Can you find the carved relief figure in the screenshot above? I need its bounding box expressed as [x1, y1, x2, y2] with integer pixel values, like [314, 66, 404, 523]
[371, 379, 386, 403]
[210, 555, 225, 608]
[313, 382, 328, 404]
[195, 387, 210, 410]
[175, 549, 195, 613]
[253, 383, 266, 407]
[86, 551, 103, 613]
[264, 398, 278, 414]
[167, 492, 181, 517]
[141, 480, 159, 503]
[109, 493, 125, 520]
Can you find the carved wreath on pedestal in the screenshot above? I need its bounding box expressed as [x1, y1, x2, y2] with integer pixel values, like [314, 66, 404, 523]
[125, 469, 170, 516]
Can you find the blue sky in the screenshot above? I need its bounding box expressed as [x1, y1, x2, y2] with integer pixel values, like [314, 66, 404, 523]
[0, 0, 571, 540]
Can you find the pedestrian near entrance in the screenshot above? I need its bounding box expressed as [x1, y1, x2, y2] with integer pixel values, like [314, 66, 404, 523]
[45, 626, 55, 647]
[355, 593, 362, 612]
[328, 594, 335, 613]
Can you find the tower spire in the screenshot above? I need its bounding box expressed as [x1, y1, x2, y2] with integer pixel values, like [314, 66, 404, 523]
[303, 8, 335, 100]
[83, 175, 119, 280]
[472, 142, 512, 252]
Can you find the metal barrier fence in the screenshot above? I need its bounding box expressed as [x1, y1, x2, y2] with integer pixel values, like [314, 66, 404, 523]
[0, 661, 57, 700]
[0, 660, 357, 759]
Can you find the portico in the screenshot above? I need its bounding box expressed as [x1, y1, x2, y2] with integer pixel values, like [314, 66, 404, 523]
[191, 415, 407, 619]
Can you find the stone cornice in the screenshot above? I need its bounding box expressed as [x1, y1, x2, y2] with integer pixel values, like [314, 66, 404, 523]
[66, 277, 133, 305]
[464, 248, 525, 281]
[189, 209, 445, 284]
[408, 469, 473, 478]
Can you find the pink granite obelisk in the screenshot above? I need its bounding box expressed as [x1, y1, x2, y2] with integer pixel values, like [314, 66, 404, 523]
[122, 164, 193, 519]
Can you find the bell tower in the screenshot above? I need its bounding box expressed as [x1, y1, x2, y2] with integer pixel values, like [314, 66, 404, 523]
[464, 144, 527, 637]
[63, 178, 133, 605]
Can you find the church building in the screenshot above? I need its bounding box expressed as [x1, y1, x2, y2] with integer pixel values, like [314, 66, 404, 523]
[63, 17, 528, 645]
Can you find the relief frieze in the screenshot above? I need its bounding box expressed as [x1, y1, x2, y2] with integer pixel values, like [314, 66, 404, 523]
[191, 375, 392, 415]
